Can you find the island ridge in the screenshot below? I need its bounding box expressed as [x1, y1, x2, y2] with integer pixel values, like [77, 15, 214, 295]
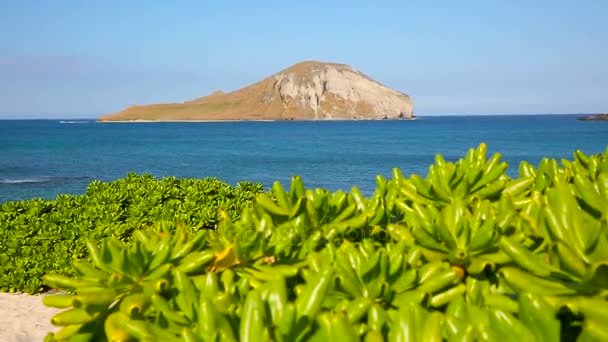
[98, 61, 414, 122]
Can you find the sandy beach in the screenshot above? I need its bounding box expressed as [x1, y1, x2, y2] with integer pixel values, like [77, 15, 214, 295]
[0, 293, 60, 342]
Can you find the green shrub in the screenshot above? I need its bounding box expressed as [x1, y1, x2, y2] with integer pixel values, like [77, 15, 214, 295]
[0, 174, 263, 293]
[40, 144, 608, 341]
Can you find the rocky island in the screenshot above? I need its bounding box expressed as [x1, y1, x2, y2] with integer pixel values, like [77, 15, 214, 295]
[98, 61, 414, 122]
[577, 113, 608, 121]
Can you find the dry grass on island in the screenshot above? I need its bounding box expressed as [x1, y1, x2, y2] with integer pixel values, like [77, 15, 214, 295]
[99, 61, 414, 122]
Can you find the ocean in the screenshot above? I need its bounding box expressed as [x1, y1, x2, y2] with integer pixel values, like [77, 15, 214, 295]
[1, 115, 607, 203]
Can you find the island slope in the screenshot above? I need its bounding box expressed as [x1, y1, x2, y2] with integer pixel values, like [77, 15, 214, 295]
[98, 61, 414, 122]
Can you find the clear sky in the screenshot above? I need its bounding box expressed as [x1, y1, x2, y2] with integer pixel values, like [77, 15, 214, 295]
[1, 0, 606, 118]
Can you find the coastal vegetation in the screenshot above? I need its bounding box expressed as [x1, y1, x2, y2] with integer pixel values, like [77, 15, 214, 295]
[0, 174, 263, 293]
[31, 144, 608, 341]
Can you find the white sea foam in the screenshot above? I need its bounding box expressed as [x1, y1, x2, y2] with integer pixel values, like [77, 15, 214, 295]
[0, 176, 90, 184]
[0, 178, 51, 184]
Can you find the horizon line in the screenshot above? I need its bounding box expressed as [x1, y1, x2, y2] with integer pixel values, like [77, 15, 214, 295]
[0, 113, 594, 120]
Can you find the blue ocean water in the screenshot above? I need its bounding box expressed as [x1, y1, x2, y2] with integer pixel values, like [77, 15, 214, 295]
[1, 115, 607, 203]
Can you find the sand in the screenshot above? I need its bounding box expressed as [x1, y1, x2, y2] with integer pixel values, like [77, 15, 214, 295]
[0, 293, 61, 342]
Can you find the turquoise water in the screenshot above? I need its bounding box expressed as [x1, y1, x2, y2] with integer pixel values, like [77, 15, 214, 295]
[1, 115, 607, 203]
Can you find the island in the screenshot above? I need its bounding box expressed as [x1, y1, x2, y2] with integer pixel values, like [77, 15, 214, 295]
[577, 114, 608, 121]
[98, 61, 414, 122]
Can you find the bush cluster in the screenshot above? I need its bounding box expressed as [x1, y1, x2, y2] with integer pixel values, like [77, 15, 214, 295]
[0, 173, 263, 293]
[41, 144, 608, 341]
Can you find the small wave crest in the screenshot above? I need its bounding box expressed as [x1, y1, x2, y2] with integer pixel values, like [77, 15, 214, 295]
[0, 176, 91, 185]
[59, 121, 91, 124]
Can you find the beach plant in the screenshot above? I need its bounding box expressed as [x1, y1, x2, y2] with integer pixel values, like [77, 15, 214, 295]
[0, 174, 262, 293]
[40, 144, 608, 341]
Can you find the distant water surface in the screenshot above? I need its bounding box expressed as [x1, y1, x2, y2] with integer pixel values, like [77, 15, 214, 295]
[1, 115, 607, 202]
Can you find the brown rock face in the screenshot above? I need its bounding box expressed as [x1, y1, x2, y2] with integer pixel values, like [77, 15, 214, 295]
[98, 61, 414, 121]
[577, 113, 608, 121]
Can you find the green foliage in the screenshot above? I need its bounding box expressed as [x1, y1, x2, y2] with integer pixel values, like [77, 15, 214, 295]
[0, 173, 263, 293]
[34, 144, 608, 340]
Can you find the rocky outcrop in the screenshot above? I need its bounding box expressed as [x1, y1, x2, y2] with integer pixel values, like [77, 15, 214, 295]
[98, 61, 414, 121]
[577, 114, 608, 121]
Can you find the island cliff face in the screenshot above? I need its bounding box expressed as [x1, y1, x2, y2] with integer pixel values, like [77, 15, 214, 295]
[98, 61, 414, 121]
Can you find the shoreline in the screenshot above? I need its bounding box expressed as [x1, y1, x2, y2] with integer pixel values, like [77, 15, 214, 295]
[96, 117, 418, 123]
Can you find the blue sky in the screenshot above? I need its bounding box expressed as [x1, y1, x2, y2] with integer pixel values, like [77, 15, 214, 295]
[0, 0, 606, 118]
